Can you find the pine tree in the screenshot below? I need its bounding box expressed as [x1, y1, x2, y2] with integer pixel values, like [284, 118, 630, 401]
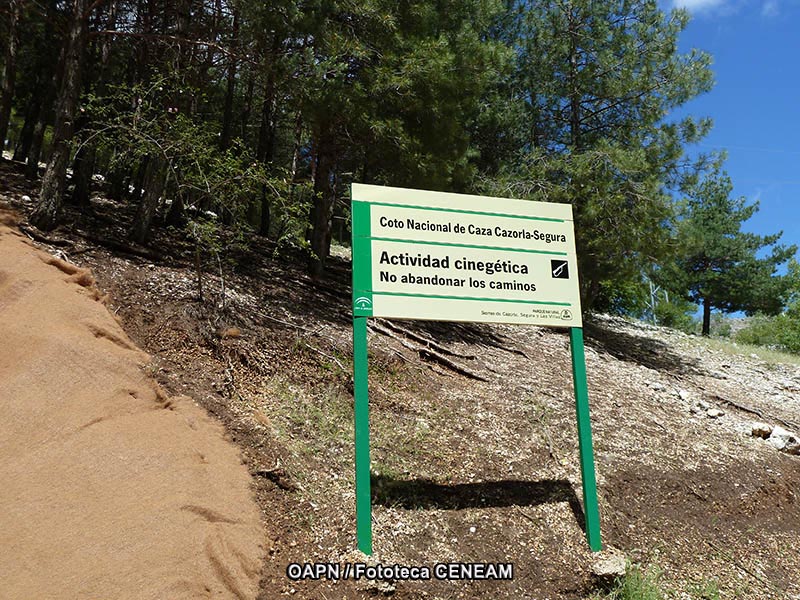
[667, 169, 797, 336]
[479, 0, 715, 311]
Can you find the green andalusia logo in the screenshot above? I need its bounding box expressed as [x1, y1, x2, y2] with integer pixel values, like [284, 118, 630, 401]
[354, 296, 373, 313]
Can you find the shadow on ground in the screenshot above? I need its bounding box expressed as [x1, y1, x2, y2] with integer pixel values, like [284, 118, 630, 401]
[372, 476, 586, 532]
[584, 320, 704, 377]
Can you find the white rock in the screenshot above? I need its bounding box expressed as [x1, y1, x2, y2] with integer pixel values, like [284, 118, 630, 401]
[591, 546, 626, 583]
[751, 422, 773, 439]
[21, 195, 31, 202]
[767, 436, 787, 451]
[649, 382, 665, 391]
[469, 526, 476, 533]
[706, 408, 724, 418]
[678, 389, 692, 401]
[697, 399, 710, 410]
[750, 353, 759, 359]
[767, 426, 798, 452]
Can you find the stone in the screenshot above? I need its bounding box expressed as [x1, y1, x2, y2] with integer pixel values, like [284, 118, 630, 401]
[706, 408, 724, 418]
[766, 426, 800, 453]
[591, 546, 627, 587]
[649, 382, 665, 391]
[786, 439, 800, 456]
[21, 195, 31, 203]
[678, 389, 692, 401]
[751, 422, 773, 439]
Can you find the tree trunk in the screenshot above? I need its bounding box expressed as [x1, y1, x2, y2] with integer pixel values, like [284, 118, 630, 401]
[240, 71, 255, 141]
[259, 187, 270, 237]
[129, 157, 166, 244]
[25, 111, 49, 179]
[13, 90, 41, 162]
[702, 298, 711, 337]
[129, 155, 149, 203]
[0, 0, 21, 154]
[24, 0, 62, 174]
[165, 191, 184, 227]
[308, 136, 336, 277]
[255, 36, 281, 164]
[70, 144, 95, 206]
[219, 9, 239, 150]
[69, 0, 116, 207]
[30, 0, 89, 230]
[253, 36, 283, 238]
[107, 156, 127, 201]
[25, 67, 61, 180]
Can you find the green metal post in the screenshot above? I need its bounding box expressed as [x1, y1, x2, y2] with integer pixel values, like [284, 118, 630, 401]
[353, 316, 373, 554]
[569, 327, 602, 551]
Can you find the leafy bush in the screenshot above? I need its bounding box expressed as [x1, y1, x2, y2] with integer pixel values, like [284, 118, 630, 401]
[710, 313, 732, 338]
[654, 297, 697, 334]
[735, 312, 800, 354]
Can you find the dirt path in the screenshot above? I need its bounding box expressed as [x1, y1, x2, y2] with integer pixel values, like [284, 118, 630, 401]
[0, 211, 263, 599]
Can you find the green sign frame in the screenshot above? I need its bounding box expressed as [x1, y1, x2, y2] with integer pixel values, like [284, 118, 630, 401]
[350, 184, 602, 554]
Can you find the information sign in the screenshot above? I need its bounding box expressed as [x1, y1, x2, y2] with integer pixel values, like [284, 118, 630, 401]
[351, 184, 582, 326]
[350, 184, 602, 556]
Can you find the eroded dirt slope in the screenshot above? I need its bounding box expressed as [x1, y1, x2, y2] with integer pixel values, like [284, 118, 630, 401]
[0, 210, 263, 599]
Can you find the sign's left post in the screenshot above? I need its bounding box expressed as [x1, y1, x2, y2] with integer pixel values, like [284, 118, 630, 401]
[353, 316, 372, 555]
[351, 195, 373, 555]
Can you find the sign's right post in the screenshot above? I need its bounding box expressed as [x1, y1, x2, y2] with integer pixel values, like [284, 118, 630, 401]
[568, 326, 602, 551]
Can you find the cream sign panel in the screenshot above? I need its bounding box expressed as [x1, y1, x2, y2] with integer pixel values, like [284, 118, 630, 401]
[351, 184, 582, 327]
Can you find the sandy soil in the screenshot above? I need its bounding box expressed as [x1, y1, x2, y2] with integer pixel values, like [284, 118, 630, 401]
[0, 210, 263, 599]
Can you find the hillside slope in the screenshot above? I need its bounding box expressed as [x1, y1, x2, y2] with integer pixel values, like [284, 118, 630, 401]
[2, 163, 799, 599]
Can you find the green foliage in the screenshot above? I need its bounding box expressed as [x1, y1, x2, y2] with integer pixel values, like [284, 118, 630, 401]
[662, 167, 797, 333]
[13, 0, 773, 312]
[688, 579, 721, 600]
[735, 312, 800, 355]
[709, 313, 732, 338]
[478, 0, 715, 311]
[86, 79, 277, 220]
[654, 296, 697, 333]
[591, 564, 665, 600]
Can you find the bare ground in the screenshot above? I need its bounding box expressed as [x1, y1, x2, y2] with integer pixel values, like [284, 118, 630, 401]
[2, 159, 799, 599]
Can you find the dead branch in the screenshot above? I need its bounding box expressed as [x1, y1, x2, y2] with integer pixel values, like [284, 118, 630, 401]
[515, 506, 539, 525]
[302, 342, 347, 373]
[90, 30, 246, 62]
[19, 224, 73, 247]
[536, 410, 560, 464]
[253, 467, 299, 492]
[375, 318, 477, 360]
[705, 540, 784, 593]
[495, 339, 531, 359]
[709, 394, 800, 432]
[252, 311, 313, 332]
[369, 322, 488, 382]
[72, 230, 167, 262]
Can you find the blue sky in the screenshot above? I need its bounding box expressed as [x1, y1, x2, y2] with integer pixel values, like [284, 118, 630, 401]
[665, 0, 800, 254]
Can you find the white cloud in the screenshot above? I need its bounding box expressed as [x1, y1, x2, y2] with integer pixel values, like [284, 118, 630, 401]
[673, 0, 729, 11]
[761, 0, 780, 16]
[673, 0, 749, 15]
